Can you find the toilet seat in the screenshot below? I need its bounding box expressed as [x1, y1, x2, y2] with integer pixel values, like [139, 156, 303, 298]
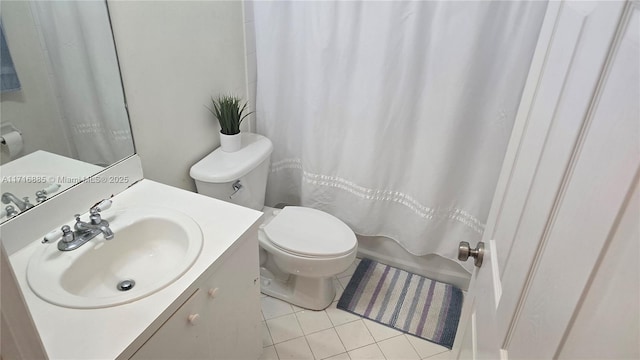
[262, 207, 357, 258]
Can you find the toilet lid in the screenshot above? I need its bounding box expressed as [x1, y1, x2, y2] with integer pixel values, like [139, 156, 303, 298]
[263, 207, 357, 257]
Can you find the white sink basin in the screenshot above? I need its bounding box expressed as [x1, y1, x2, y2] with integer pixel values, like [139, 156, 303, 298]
[26, 207, 203, 309]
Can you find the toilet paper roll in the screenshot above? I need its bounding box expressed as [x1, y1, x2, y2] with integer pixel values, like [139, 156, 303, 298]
[1, 131, 23, 159]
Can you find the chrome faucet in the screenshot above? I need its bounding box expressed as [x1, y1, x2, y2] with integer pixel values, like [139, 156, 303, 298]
[1, 192, 34, 212]
[55, 199, 114, 251]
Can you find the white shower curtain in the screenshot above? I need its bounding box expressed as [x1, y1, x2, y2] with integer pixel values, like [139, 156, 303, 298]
[31, 1, 133, 166]
[254, 1, 547, 271]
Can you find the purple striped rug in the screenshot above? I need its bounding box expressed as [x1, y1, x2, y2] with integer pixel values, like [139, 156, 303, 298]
[337, 258, 463, 349]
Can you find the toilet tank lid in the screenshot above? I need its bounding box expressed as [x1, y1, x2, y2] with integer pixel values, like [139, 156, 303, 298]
[190, 133, 273, 183]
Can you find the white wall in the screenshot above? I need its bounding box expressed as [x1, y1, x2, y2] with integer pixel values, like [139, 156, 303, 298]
[243, 1, 257, 131]
[108, 0, 248, 191]
[0, 1, 72, 164]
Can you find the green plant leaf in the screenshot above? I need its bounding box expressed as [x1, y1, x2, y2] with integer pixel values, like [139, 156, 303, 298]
[208, 95, 251, 135]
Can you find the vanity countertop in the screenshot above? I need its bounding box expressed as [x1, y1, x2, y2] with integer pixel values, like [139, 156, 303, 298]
[7, 179, 263, 359]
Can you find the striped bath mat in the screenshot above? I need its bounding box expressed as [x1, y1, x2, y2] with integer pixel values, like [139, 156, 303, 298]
[337, 258, 463, 349]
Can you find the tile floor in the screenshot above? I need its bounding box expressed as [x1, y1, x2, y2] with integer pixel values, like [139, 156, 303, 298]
[259, 259, 451, 360]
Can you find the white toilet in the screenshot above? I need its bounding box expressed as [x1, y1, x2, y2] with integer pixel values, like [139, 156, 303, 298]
[190, 133, 357, 310]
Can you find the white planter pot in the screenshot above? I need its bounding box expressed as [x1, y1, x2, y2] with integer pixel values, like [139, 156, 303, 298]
[220, 132, 242, 152]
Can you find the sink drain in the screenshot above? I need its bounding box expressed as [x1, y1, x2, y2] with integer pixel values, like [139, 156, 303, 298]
[117, 279, 135, 291]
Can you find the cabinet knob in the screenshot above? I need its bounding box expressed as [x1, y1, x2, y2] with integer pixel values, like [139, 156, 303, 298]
[208, 288, 219, 298]
[188, 313, 200, 325]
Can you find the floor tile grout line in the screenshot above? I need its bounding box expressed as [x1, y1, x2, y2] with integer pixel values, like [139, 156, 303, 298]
[303, 336, 316, 360]
[423, 348, 451, 359]
[328, 315, 361, 327]
[356, 317, 384, 355]
[403, 332, 452, 359]
[306, 322, 349, 359]
[405, 333, 423, 358]
[269, 334, 306, 346]
[262, 320, 275, 348]
[271, 341, 282, 360]
[361, 317, 377, 344]
[321, 352, 350, 360]
[345, 341, 387, 359]
[361, 317, 405, 342]
[263, 309, 296, 321]
[307, 276, 353, 359]
[291, 302, 317, 359]
[295, 310, 333, 337]
[330, 320, 350, 358]
[318, 349, 346, 360]
[265, 311, 304, 345]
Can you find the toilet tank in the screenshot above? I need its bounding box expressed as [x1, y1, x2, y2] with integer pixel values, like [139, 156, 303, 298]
[190, 133, 273, 210]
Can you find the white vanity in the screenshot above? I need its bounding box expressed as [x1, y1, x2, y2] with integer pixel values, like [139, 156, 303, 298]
[1, 156, 264, 359]
[1, 1, 263, 357]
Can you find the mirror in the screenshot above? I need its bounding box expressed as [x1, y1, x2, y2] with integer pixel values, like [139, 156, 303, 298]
[0, 0, 134, 223]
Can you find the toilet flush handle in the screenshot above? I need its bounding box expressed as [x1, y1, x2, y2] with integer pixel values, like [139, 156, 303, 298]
[230, 180, 243, 199]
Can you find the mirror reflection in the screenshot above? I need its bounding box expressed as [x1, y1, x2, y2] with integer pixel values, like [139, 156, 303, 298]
[0, 0, 134, 222]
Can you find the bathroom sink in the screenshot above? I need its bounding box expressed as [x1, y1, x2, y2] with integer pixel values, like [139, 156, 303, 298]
[26, 207, 203, 309]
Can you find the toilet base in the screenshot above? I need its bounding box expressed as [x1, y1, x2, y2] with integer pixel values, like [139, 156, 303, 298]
[260, 267, 336, 310]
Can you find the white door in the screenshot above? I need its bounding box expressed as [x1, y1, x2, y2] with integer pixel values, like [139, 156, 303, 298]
[452, 1, 639, 358]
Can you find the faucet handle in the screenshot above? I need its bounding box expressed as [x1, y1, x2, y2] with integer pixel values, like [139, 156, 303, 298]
[35, 191, 47, 203]
[35, 184, 62, 203]
[43, 183, 61, 195]
[5, 205, 18, 217]
[61, 225, 75, 243]
[22, 197, 34, 209]
[43, 227, 63, 244]
[90, 199, 112, 214]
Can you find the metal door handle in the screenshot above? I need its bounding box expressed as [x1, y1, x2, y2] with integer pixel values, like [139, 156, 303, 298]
[458, 241, 484, 268]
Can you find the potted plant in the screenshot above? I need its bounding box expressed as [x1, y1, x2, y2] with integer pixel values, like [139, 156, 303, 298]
[208, 95, 252, 152]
